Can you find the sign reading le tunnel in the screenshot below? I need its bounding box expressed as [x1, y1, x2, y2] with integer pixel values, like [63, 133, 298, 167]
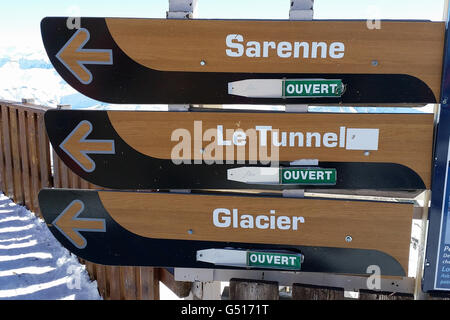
[44, 110, 434, 190]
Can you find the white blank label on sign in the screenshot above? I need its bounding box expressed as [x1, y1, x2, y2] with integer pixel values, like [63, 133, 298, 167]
[228, 79, 283, 98]
[345, 128, 379, 151]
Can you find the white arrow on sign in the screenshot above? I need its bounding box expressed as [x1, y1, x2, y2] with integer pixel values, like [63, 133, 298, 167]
[59, 120, 115, 173]
[56, 28, 113, 85]
[52, 200, 106, 249]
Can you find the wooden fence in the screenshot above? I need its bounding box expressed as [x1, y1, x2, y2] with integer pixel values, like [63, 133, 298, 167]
[0, 100, 192, 300]
[1, 99, 450, 300]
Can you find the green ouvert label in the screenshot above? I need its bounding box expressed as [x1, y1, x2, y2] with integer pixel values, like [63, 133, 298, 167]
[280, 168, 337, 185]
[283, 79, 344, 98]
[247, 251, 302, 270]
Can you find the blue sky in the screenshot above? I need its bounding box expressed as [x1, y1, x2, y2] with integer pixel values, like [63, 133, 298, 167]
[0, 0, 447, 49]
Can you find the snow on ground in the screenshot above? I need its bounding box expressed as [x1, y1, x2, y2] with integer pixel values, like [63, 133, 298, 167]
[0, 193, 101, 300]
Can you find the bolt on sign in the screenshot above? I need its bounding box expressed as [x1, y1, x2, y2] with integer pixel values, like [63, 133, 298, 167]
[44, 110, 433, 190]
[41, 17, 445, 104]
[38, 189, 414, 276]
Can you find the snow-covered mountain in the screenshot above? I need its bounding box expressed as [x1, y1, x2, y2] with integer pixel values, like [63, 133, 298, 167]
[0, 46, 84, 108]
[0, 46, 168, 111]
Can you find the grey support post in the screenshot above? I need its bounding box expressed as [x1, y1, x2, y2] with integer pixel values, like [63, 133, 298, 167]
[286, 0, 314, 113]
[166, 0, 196, 111]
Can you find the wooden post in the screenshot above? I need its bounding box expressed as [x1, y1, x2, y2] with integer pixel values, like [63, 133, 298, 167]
[106, 266, 121, 300]
[188, 281, 222, 300]
[17, 110, 32, 210]
[292, 284, 344, 300]
[26, 111, 42, 216]
[358, 290, 413, 300]
[0, 104, 5, 196]
[159, 268, 192, 298]
[1, 105, 14, 199]
[9, 107, 24, 205]
[120, 266, 138, 300]
[229, 279, 279, 300]
[137, 267, 160, 300]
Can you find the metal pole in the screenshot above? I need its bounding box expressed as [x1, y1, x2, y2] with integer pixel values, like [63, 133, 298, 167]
[285, 0, 314, 113]
[166, 0, 195, 111]
[414, 190, 431, 299]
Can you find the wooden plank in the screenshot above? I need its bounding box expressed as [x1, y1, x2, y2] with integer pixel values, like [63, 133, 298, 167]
[80, 178, 90, 189]
[59, 160, 70, 188]
[292, 283, 345, 300]
[52, 149, 61, 188]
[229, 279, 279, 300]
[190, 281, 221, 300]
[27, 112, 41, 214]
[36, 113, 52, 189]
[1, 105, 14, 198]
[105, 19, 445, 100]
[94, 264, 108, 299]
[9, 107, 24, 205]
[107, 112, 434, 188]
[98, 191, 414, 273]
[0, 105, 6, 194]
[69, 170, 79, 189]
[137, 267, 160, 300]
[2, 105, 16, 198]
[159, 268, 192, 298]
[84, 261, 96, 282]
[18, 110, 32, 210]
[106, 266, 121, 300]
[120, 266, 138, 300]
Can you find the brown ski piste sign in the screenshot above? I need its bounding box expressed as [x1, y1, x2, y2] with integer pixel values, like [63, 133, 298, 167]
[41, 17, 444, 104]
[45, 110, 434, 190]
[38, 189, 413, 276]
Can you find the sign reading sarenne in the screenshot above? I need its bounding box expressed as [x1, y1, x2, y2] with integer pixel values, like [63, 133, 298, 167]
[225, 34, 345, 59]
